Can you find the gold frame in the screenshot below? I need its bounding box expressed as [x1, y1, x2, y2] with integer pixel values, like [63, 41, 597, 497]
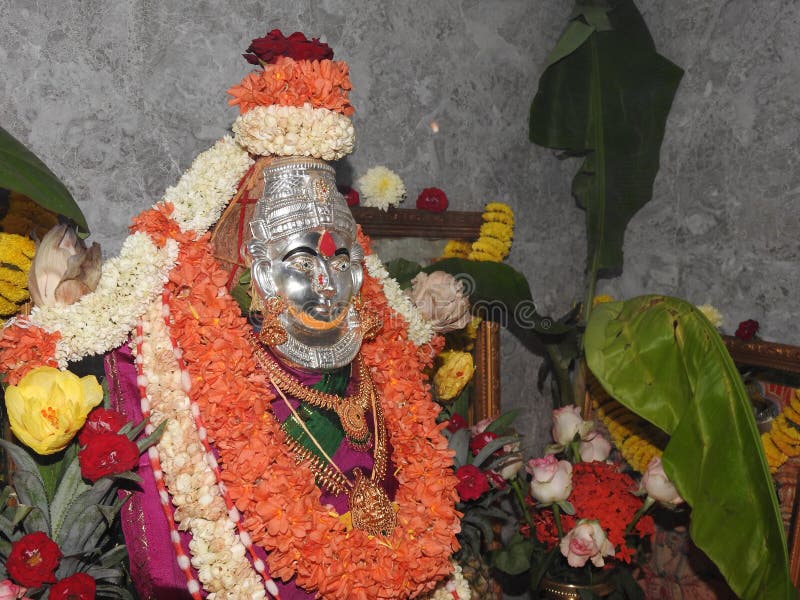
[351, 206, 501, 423]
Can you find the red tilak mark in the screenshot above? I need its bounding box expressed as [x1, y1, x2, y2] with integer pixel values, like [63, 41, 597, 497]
[318, 230, 336, 257]
[318, 274, 325, 286]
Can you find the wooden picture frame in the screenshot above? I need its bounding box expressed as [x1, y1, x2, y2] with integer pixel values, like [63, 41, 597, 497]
[350, 206, 501, 423]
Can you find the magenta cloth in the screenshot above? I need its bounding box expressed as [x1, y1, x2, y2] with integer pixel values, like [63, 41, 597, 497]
[105, 344, 195, 600]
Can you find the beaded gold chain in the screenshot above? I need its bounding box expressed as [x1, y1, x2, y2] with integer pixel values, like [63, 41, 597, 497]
[268, 370, 396, 537]
[250, 336, 371, 444]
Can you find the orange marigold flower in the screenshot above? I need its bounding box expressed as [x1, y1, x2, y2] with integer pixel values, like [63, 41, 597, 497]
[0, 322, 60, 384]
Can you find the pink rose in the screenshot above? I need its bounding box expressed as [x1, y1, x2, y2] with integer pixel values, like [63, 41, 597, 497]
[552, 405, 591, 445]
[0, 580, 30, 600]
[560, 519, 616, 567]
[526, 454, 573, 503]
[579, 431, 612, 462]
[409, 271, 471, 333]
[640, 457, 684, 506]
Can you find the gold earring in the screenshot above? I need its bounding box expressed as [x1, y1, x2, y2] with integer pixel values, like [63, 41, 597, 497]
[354, 296, 382, 341]
[258, 296, 288, 346]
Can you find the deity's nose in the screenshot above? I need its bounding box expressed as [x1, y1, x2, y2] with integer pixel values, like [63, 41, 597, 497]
[314, 262, 336, 298]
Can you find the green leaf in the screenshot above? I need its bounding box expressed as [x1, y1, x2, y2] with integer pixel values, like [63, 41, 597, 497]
[384, 258, 422, 289]
[492, 534, 534, 576]
[448, 428, 470, 468]
[484, 409, 522, 435]
[56, 478, 114, 555]
[544, 20, 595, 68]
[472, 435, 517, 469]
[0, 440, 50, 532]
[530, 0, 683, 277]
[461, 513, 495, 544]
[135, 418, 167, 453]
[50, 456, 91, 544]
[95, 584, 135, 600]
[0, 125, 88, 233]
[584, 295, 795, 599]
[98, 543, 128, 567]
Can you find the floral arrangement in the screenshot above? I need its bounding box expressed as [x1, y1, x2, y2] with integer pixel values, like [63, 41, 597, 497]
[357, 165, 407, 210]
[0, 366, 163, 598]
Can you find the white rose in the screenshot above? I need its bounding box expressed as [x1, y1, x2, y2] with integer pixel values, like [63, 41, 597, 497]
[579, 431, 612, 462]
[409, 271, 472, 333]
[527, 454, 573, 503]
[640, 456, 684, 506]
[560, 519, 616, 568]
[552, 405, 592, 445]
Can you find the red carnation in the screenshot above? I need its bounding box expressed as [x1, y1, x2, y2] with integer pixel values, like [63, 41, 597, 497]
[78, 407, 129, 446]
[416, 187, 448, 212]
[338, 186, 360, 207]
[243, 29, 333, 65]
[78, 432, 140, 482]
[6, 531, 62, 588]
[446, 413, 468, 433]
[735, 318, 759, 341]
[49, 573, 96, 600]
[455, 464, 490, 501]
[469, 430, 498, 455]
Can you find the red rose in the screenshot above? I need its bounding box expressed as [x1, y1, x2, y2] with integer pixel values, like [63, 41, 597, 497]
[455, 464, 490, 501]
[6, 531, 62, 588]
[735, 318, 759, 341]
[49, 572, 96, 600]
[446, 413, 468, 433]
[469, 430, 498, 455]
[78, 408, 129, 446]
[78, 432, 139, 482]
[338, 186, 360, 207]
[416, 187, 448, 212]
[243, 29, 333, 65]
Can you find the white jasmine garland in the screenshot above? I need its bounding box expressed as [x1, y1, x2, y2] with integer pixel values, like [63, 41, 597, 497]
[163, 136, 254, 234]
[357, 166, 406, 210]
[139, 301, 266, 599]
[421, 562, 471, 600]
[29, 233, 178, 366]
[364, 254, 434, 346]
[233, 103, 355, 161]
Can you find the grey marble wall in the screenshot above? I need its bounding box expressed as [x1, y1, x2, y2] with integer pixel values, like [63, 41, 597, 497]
[2, 0, 799, 454]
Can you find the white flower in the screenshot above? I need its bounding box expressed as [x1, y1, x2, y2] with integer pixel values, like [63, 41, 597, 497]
[421, 562, 472, 599]
[163, 136, 253, 234]
[697, 303, 724, 329]
[357, 166, 406, 210]
[640, 456, 685, 506]
[233, 104, 355, 161]
[364, 254, 434, 346]
[579, 431, 612, 462]
[560, 519, 615, 568]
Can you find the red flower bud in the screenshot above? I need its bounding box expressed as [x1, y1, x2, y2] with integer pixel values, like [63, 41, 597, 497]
[78, 432, 140, 482]
[6, 532, 62, 588]
[446, 413, 468, 433]
[416, 187, 449, 212]
[469, 430, 498, 455]
[735, 318, 759, 341]
[78, 407, 129, 446]
[455, 464, 490, 501]
[49, 573, 96, 600]
[338, 186, 360, 207]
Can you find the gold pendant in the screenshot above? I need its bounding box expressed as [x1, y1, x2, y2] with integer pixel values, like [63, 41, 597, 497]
[337, 400, 370, 443]
[349, 469, 397, 537]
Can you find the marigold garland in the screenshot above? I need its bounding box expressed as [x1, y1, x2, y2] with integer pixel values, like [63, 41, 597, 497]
[762, 389, 800, 472]
[157, 226, 459, 599]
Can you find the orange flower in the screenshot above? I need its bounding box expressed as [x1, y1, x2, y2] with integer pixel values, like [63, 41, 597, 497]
[128, 203, 185, 247]
[227, 57, 354, 115]
[0, 322, 60, 385]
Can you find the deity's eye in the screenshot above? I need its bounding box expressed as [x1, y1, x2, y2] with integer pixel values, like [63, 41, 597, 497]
[330, 255, 350, 272]
[286, 254, 315, 272]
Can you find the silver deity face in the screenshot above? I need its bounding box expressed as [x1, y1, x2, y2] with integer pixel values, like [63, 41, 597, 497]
[247, 156, 365, 371]
[273, 229, 355, 330]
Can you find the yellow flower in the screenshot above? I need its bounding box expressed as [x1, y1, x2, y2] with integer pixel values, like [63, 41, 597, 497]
[434, 350, 475, 401]
[592, 295, 615, 307]
[4, 366, 103, 454]
[440, 240, 471, 259]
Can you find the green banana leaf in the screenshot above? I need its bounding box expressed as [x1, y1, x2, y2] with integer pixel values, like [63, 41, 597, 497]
[0, 125, 89, 233]
[584, 295, 794, 599]
[529, 0, 683, 277]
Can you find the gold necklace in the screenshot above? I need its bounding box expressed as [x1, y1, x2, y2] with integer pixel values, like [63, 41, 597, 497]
[250, 336, 371, 444]
[268, 371, 397, 537]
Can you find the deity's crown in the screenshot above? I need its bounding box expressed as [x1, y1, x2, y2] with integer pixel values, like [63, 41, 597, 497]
[250, 157, 357, 249]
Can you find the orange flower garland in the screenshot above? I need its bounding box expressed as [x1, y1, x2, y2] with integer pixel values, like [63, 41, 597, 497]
[160, 228, 460, 598]
[227, 56, 354, 116]
[0, 322, 60, 385]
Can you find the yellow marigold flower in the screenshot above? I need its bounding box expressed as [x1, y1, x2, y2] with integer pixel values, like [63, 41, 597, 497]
[0, 265, 29, 288]
[434, 350, 475, 401]
[0, 280, 29, 304]
[4, 366, 103, 454]
[0, 294, 20, 316]
[478, 221, 514, 243]
[441, 240, 471, 259]
[1, 193, 59, 238]
[484, 202, 514, 216]
[696, 303, 724, 328]
[482, 211, 514, 226]
[470, 237, 509, 258]
[468, 249, 503, 262]
[0, 234, 34, 272]
[592, 295, 615, 307]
